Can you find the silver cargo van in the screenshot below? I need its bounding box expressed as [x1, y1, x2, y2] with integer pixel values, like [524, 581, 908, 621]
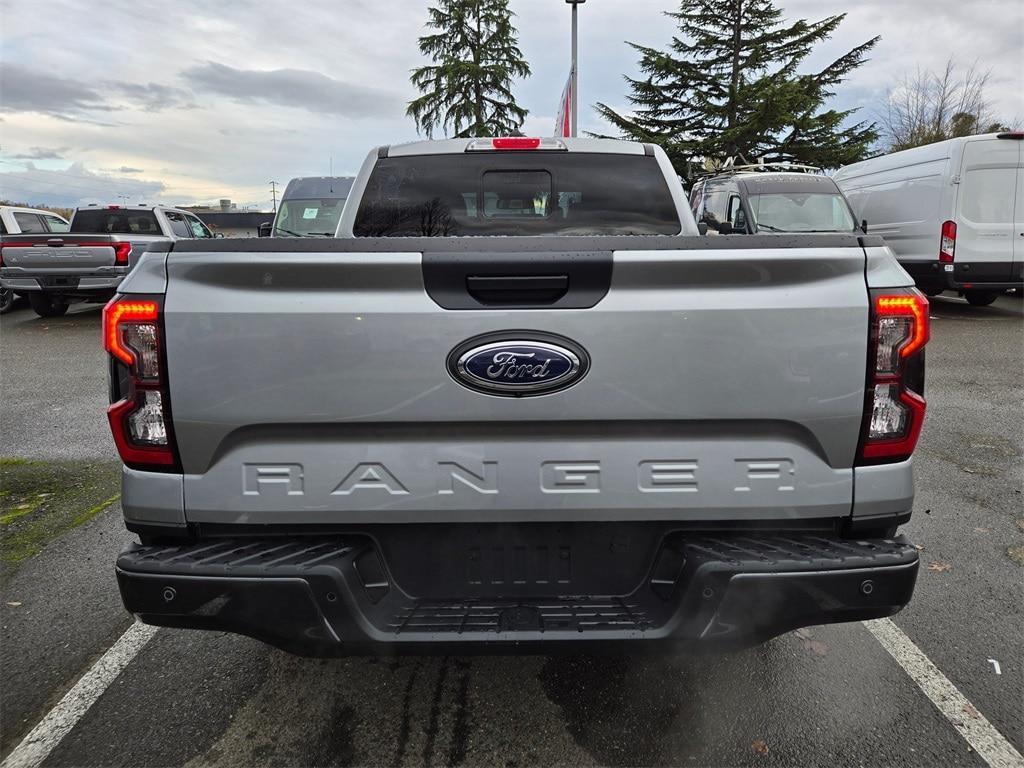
[261, 176, 354, 237]
[834, 132, 1023, 305]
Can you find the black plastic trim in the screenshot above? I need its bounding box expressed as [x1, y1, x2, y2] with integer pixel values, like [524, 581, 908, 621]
[171, 233, 885, 253]
[116, 531, 919, 655]
[422, 250, 612, 309]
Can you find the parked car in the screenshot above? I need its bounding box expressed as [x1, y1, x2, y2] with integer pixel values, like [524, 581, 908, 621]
[0, 206, 70, 313]
[259, 176, 355, 237]
[834, 132, 1024, 305]
[0, 204, 211, 317]
[109, 137, 925, 656]
[689, 164, 860, 235]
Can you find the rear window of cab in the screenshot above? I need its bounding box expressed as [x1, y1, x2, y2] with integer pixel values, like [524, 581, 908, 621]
[353, 153, 680, 237]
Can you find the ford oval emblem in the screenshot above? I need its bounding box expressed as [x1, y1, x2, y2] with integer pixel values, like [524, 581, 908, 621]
[448, 333, 589, 396]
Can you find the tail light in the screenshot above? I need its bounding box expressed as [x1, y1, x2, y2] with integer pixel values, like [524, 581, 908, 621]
[939, 220, 956, 263]
[103, 295, 179, 471]
[857, 289, 930, 464]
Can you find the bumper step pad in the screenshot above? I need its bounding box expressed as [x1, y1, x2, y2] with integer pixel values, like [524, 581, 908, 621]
[117, 532, 919, 655]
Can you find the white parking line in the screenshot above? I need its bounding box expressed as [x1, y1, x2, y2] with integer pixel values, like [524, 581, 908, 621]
[0, 622, 157, 768]
[865, 618, 1024, 768]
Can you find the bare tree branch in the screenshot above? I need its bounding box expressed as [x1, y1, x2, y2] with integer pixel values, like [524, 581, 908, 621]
[879, 57, 1004, 150]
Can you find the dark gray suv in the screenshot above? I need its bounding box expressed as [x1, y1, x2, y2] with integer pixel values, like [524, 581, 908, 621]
[689, 167, 861, 235]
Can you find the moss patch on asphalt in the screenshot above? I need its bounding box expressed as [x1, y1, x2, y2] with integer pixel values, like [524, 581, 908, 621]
[0, 458, 121, 583]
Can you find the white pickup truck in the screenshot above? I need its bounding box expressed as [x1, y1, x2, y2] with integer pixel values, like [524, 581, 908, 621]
[108, 138, 928, 655]
[0, 205, 212, 317]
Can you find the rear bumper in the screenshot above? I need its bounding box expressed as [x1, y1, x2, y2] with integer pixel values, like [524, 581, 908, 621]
[903, 260, 1023, 291]
[116, 531, 919, 655]
[0, 267, 127, 293]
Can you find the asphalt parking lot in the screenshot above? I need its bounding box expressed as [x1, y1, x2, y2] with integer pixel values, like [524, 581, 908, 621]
[1, 295, 1022, 768]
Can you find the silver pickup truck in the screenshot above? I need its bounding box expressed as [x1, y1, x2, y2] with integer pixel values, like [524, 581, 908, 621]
[0, 205, 212, 317]
[108, 138, 928, 654]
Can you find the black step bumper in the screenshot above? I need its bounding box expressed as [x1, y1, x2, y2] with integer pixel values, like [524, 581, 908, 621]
[116, 532, 919, 655]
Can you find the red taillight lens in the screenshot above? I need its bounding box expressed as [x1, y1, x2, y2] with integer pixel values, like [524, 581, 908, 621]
[858, 289, 929, 464]
[492, 137, 542, 150]
[939, 220, 956, 263]
[112, 242, 131, 264]
[103, 295, 178, 470]
[104, 300, 159, 368]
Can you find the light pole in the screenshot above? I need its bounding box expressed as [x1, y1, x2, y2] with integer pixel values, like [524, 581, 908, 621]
[566, 0, 585, 137]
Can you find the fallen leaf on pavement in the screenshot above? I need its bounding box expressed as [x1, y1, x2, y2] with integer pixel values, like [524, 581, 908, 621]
[914, 544, 925, 551]
[927, 561, 952, 572]
[1016, 519, 1024, 533]
[752, 740, 769, 756]
[6, 602, 22, 607]
[1007, 546, 1024, 567]
[963, 703, 981, 719]
[793, 628, 828, 656]
[974, 527, 991, 533]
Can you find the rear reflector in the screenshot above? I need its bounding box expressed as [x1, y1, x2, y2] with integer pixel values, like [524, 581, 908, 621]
[466, 137, 568, 152]
[857, 289, 929, 464]
[939, 220, 956, 263]
[103, 295, 178, 470]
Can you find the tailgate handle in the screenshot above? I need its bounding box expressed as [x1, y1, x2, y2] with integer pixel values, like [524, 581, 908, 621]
[47, 238, 65, 246]
[466, 275, 569, 305]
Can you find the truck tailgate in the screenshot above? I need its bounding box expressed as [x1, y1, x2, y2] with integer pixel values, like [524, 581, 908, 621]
[164, 240, 869, 525]
[0, 236, 121, 269]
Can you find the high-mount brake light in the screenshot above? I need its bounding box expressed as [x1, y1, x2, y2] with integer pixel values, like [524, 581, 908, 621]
[939, 220, 956, 263]
[493, 137, 541, 149]
[103, 296, 178, 470]
[996, 131, 1024, 140]
[858, 289, 929, 464]
[466, 137, 568, 152]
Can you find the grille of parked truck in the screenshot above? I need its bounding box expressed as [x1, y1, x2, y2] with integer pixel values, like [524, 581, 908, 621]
[107, 138, 928, 655]
[0, 204, 214, 317]
[834, 131, 1024, 306]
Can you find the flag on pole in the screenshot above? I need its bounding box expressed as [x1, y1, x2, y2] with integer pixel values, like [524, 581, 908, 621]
[554, 69, 572, 137]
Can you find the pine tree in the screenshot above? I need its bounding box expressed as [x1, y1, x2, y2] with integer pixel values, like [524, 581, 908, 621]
[407, 0, 531, 138]
[595, 0, 879, 178]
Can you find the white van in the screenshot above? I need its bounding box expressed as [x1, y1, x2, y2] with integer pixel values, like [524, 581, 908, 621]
[834, 132, 1023, 305]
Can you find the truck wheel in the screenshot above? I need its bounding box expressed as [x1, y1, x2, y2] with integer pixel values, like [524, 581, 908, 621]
[0, 288, 13, 314]
[964, 290, 1000, 307]
[27, 293, 70, 318]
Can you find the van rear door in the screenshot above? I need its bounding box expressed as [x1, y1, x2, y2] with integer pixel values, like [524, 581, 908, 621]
[955, 137, 1020, 281]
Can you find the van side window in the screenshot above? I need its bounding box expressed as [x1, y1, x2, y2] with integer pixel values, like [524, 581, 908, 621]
[727, 195, 747, 232]
[700, 186, 727, 229]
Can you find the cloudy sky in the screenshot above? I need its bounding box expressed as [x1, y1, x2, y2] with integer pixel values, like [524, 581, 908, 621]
[1, 0, 1021, 210]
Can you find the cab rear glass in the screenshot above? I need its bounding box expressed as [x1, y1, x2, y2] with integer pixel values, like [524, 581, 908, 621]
[353, 153, 680, 236]
[70, 209, 160, 235]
